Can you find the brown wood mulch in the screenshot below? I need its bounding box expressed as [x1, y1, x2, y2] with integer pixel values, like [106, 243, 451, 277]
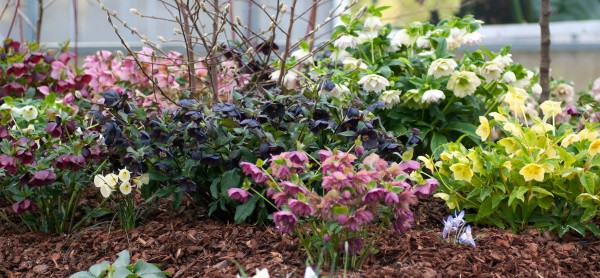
[1, 197, 599, 278]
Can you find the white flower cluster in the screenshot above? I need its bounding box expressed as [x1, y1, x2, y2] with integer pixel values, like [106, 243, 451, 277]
[94, 168, 149, 198]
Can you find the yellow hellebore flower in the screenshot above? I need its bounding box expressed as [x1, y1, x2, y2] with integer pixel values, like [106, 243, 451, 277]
[467, 150, 484, 173]
[579, 129, 599, 141]
[440, 151, 454, 161]
[498, 138, 520, 154]
[539, 100, 562, 118]
[475, 116, 490, 141]
[589, 139, 600, 156]
[531, 122, 555, 135]
[503, 161, 512, 170]
[561, 134, 580, 147]
[449, 163, 474, 182]
[519, 163, 545, 182]
[417, 156, 435, 171]
[503, 122, 522, 137]
[489, 112, 509, 123]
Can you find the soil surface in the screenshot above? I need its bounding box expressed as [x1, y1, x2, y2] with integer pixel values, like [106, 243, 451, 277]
[1, 196, 599, 277]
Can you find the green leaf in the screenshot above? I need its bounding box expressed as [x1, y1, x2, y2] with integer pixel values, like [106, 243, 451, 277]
[443, 122, 480, 143]
[148, 169, 169, 181]
[89, 261, 110, 276]
[508, 186, 528, 207]
[401, 149, 414, 161]
[580, 171, 596, 194]
[114, 250, 131, 267]
[113, 266, 134, 277]
[430, 133, 448, 155]
[210, 178, 220, 199]
[221, 169, 241, 197]
[134, 260, 166, 277]
[69, 271, 97, 278]
[581, 206, 598, 222]
[44, 93, 56, 107]
[234, 195, 259, 224]
[476, 197, 494, 220]
[530, 186, 554, 197]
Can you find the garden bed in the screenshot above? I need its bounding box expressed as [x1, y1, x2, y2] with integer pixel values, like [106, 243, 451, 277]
[2, 197, 599, 277]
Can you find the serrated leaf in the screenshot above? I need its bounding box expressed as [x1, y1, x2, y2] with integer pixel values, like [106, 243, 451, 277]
[581, 206, 598, 222]
[508, 186, 528, 207]
[580, 171, 596, 194]
[234, 195, 259, 224]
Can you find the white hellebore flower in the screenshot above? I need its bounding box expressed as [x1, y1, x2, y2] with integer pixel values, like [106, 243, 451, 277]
[389, 29, 413, 50]
[379, 90, 402, 109]
[447, 71, 481, 98]
[118, 168, 131, 182]
[479, 60, 505, 81]
[120, 181, 133, 195]
[330, 49, 351, 63]
[328, 83, 350, 98]
[416, 36, 431, 49]
[334, 35, 360, 49]
[22, 124, 35, 134]
[94, 174, 114, 198]
[270, 70, 298, 90]
[502, 71, 517, 84]
[20, 105, 38, 122]
[237, 268, 270, 278]
[492, 54, 513, 68]
[428, 58, 458, 78]
[342, 57, 368, 70]
[531, 83, 543, 96]
[421, 89, 446, 104]
[358, 74, 389, 93]
[462, 31, 482, 46]
[553, 83, 576, 103]
[514, 70, 534, 89]
[291, 49, 313, 64]
[363, 16, 383, 33]
[447, 28, 467, 49]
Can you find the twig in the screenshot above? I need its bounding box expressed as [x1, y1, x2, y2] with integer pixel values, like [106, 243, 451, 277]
[277, 0, 298, 86]
[539, 0, 551, 102]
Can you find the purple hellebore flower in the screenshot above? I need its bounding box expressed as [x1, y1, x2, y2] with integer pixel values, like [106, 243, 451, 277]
[345, 217, 360, 232]
[285, 151, 309, 168]
[399, 160, 421, 174]
[273, 210, 298, 234]
[288, 199, 314, 217]
[281, 181, 309, 196]
[564, 103, 580, 116]
[354, 209, 374, 225]
[355, 145, 365, 157]
[317, 150, 333, 162]
[240, 162, 268, 184]
[227, 188, 252, 202]
[12, 199, 36, 214]
[391, 209, 415, 233]
[272, 192, 289, 208]
[362, 188, 387, 203]
[459, 225, 476, 247]
[412, 178, 440, 198]
[340, 237, 364, 255]
[384, 192, 400, 205]
[28, 170, 57, 187]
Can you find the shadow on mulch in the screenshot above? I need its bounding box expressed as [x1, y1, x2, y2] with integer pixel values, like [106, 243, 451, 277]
[1, 196, 599, 277]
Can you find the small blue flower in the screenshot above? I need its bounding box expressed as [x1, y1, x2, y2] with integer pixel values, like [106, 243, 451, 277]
[459, 225, 476, 248]
[442, 215, 454, 238]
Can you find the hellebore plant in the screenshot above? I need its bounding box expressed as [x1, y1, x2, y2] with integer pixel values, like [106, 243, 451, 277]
[233, 146, 437, 269]
[95, 168, 149, 229]
[440, 210, 476, 248]
[430, 95, 600, 236]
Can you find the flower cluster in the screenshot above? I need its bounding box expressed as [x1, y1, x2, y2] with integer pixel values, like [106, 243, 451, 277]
[441, 210, 476, 248]
[94, 168, 149, 198]
[234, 148, 436, 266]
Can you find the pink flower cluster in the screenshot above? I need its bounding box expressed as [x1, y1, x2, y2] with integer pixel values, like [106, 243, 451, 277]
[235, 149, 439, 255]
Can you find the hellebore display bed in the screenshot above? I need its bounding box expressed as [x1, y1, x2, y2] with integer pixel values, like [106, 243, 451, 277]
[1, 197, 598, 277]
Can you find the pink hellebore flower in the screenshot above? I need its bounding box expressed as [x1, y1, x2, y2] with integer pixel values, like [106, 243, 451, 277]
[362, 188, 387, 203]
[28, 170, 57, 187]
[273, 211, 298, 233]
[412, 178, 439, 198]
[340, 237, 364, 255]
[399, 160, 421, 174]
[240, 162, 268, 184]
[12, 199, 36, 214]
[280, 181, 309, 196]
[227, 188, 252, 202]
[288, 199, 314, 217]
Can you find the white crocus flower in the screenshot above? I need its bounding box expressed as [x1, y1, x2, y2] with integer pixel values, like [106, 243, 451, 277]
[463, 31, 482, 46]
[342, 57, 368, 70]
[291, 49, 313, 65]
[20, 105, 38, 122]
[502, 71, 517, 84]
[379, 90, 402, 109]
[334, 35, 360, 49]
[118, 168, 131, 182]
[479, 60, 505, 81]
[358, 74, 389, 93]
[363, 16, 383, 33]
[421, 89, 446, 104]
[447, 71, 481, 98]
[428, 58, 458, 78]
[119, 181, 132, 195]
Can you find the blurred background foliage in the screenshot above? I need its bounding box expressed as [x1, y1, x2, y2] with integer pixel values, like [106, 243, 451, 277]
[356, 0, 600, 25]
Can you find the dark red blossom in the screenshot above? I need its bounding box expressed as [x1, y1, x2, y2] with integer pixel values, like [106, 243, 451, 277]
[12, 199, 36, 214]
[340, 237, 364, 255]
[55, 154, 86, 171]
[0, 154, 17, 175]
[44, 122, 62, 138]
[24, 52, 44, 64]
[2, 82, 25, 96]
[7, 63, 26, 77]
[28, 170, 57, 187]
[0, 125, 10, 139]
[15, 148, 34, 165]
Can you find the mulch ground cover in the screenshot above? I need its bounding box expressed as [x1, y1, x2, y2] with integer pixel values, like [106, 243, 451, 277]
[1, 196, 599, 277]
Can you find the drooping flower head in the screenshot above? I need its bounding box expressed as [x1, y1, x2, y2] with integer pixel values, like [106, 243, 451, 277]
[273, 210, 298, 233]
[519, 163, 545, 182]
[447, 71, 481, 98]
[358, 74, 389, 93]
[227, 188, 252, 202]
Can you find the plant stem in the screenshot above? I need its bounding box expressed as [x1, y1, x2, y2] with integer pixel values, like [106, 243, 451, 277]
[539, 0, 551, 102]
